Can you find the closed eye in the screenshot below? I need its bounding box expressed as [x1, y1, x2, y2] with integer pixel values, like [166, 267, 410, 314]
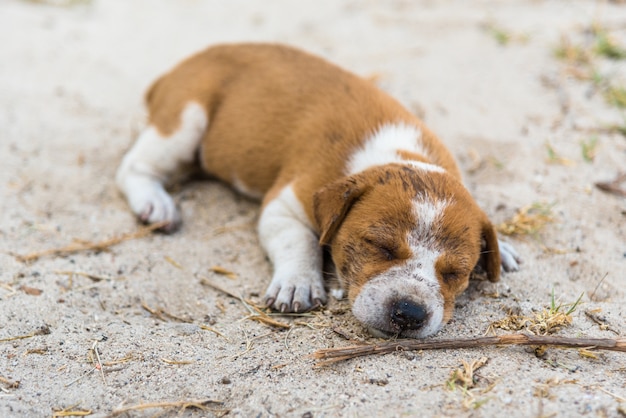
[442, 271, 461, 282]
[438, 254, 471, 283]
[378, 245, 396, 261]
[364, 238, 397, 261]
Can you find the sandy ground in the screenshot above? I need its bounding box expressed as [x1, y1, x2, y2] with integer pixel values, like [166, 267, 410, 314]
[1, 0, 625, 417]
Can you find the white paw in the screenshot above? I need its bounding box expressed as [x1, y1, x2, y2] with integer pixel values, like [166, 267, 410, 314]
[330, 287, 345, 300]
[499, 240, 521, 272]
[127, 183, 181, 233]
[264, 270, 327, 313]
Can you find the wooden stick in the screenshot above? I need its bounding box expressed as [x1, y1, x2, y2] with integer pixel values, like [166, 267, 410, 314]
[109, 398, 223, 416]
[312, 334, 626, 365]
[12, 222, 167, 263]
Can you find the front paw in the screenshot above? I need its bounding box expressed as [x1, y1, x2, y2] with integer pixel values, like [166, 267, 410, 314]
[128, 186, 181, 233]
[499, 240, 521, 272]
[264, 271, 327, 313]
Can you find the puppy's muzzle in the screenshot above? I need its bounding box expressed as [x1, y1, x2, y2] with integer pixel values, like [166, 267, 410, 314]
[352, 270, 445, 338]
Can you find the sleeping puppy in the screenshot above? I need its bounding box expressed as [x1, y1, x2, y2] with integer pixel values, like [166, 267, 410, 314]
[116, 43, 520, 338]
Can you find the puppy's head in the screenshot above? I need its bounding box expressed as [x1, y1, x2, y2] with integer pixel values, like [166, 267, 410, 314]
[314, 164, 500, 338]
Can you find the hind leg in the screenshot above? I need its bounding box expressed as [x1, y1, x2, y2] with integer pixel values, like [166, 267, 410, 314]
[116, 102, 208, 232]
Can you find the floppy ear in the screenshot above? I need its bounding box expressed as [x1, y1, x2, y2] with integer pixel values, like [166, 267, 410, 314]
[313, 175, 371, 245]
[479, 214, 501, 283]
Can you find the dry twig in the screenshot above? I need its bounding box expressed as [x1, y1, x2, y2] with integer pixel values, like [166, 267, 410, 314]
[247, 314, 291, 329]
[311, 334, 626, 365]
[199, 276, 295, 329]
[198, 276, 241, 299]
[0, 326, 51, 343]
[12, 222, 166, 263]
[594, 385, 626, 402]
[0, 375, 20, 389]
[52, 407, 92, 417]
[141, 302, 192, 323]
[595, 172, 626, 197]
[209, 265, 238, 279]
[164, 255, 183, 269]
[64, 367, 97, 388]
[90, 341, 107, 386]
[19, 285, 43, 296]
[24, 348, 48, 355]
[199, 324, 230, 341]
[54, 271, 115, 282]
[160, 358, 194, 365]
[446, 357, 495, 410]
[103, 353, 136, 367]
[585, 309, 620, 335]
[0, 282, 17, 296]
[108, 398, 224, 417]
[447, 357, 489, 389]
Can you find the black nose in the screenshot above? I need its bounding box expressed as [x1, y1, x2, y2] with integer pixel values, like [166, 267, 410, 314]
[390, 300, 428, 330]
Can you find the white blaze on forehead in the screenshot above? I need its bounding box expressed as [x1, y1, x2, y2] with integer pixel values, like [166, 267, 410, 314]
[408, 198, 450, 293]
[412, 198, 450, 241]
[405, 161, 446, 173]
[347, 122, 444, 175]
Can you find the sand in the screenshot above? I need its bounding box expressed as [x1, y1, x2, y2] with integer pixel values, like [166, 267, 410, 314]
[1, 0, 625, 417]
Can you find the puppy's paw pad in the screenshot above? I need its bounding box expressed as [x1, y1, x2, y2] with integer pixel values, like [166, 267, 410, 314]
[264, 274, 326, 313]
[499, 240, 521, 272]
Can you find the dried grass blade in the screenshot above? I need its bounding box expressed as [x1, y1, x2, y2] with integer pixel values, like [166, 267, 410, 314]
[13, 222, 167, 263]
[0, 326, 50, 343]
[209, 266, 238, 279]
[248, 315, 291, 329]
[109, 398, 223, 416]
[198, 276, 241, 300]
[52, 409, 92, 417]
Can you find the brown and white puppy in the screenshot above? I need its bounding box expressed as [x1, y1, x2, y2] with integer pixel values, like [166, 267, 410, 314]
[116, 43, 520, 338]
